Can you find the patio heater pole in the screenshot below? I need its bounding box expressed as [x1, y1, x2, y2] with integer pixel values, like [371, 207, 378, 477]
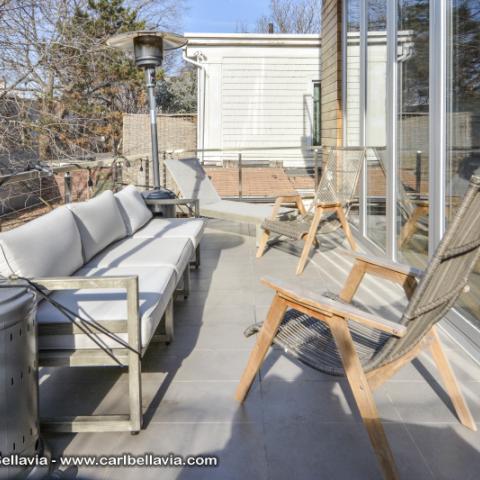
[145, 66, 161, 188]
[107, 31, 187, 192]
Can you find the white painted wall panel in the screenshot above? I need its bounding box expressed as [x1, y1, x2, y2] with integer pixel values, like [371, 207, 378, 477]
[185, 35, 321, 168]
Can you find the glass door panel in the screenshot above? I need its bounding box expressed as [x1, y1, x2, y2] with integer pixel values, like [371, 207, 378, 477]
[446, 0, 480, 325]
[345, 0, 361, 226]
[397, 0, 430, 267]
[365, 0, 387, 250]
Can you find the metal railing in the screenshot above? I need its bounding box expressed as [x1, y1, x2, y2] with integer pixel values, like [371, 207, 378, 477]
[0, 154, 145, 232]
[161, 145, 324, 201]
[0, 145, 324, 230]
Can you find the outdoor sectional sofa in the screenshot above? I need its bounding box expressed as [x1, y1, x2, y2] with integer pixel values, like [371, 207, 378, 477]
[0, 185, 205, 433]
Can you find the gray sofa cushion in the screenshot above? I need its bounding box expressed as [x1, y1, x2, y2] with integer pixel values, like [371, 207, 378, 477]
[0, 207, 83, 278]
[68, 191, 127, 262]
[115, 185, 153, 235]
[133, 218, 205, 248]
[36, 266, 176, 349]
[84, 237, 194, 281]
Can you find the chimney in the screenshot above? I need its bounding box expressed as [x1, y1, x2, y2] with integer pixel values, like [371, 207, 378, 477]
[268, 23, 274, 34]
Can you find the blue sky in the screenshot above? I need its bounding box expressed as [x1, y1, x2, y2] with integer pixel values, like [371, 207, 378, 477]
[184, 0, 271, 33]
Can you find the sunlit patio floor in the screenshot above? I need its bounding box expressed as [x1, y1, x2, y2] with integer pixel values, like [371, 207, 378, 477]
[42, 219, 480, 480]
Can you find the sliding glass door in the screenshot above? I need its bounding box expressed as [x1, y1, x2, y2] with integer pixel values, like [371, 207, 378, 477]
[397, 0, 429, 267]
[446, 0, 480, 327]
[342, 0, 480, 336]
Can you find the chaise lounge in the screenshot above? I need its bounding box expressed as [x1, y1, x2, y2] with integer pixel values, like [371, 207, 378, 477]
[164, 157, 292, 242]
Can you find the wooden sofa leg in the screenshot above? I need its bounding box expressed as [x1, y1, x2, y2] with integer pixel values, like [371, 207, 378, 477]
[127, 277, 142, 433]
[165, 299, 174, 343]
[429, 327, 477, 431]
[128, 351, 143, 434]
[330, 318, 399, 480]
[182, 267, 191, 299]
[236, 295, 287, 402]
[195, 244, 201, 268]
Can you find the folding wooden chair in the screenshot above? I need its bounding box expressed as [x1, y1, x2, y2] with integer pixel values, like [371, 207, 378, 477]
[256, 147, 364, 275]
[237, 175, 480, 480]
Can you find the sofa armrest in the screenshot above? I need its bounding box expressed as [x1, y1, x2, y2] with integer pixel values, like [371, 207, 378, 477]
[33, 275, 141, 353]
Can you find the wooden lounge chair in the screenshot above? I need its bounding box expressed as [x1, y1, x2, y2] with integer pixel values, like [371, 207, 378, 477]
[256, 147, 365, 275]
[236, 175, 480, 480]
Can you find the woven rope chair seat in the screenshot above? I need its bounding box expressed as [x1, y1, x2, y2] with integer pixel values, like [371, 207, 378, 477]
[262, 213, 341, 240]
[245, 292, 390, 376]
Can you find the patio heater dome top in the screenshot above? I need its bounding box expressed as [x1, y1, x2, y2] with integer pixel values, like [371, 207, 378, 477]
[106, 30, 187, 51]
[107, 30, 187, 68]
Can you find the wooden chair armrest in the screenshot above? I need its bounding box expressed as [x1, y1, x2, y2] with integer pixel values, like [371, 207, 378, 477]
[271, 193, 306, 217]
[276, 193, 302, 202]
[340, 250, 424, 278]
[261, 276, 406, 337]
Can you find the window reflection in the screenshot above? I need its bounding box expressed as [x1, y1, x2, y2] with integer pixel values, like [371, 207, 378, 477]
[447, 0, 480, 324]
[397, 0, 430, 267]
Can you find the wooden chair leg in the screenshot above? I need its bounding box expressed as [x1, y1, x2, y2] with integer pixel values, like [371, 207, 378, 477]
[236, 295, 287, 402]
[429, 327, 477, 431]
[336, 206, 357, 250]
[256, 229, 271, 258]
[296, 207, 324, 275]
[398, 205, 427, 248]
[330, 318, 399, 480]
[339, 260, 367, 302]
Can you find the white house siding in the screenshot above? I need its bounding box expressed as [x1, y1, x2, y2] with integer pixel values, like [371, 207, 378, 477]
[184, 34, 321, 168]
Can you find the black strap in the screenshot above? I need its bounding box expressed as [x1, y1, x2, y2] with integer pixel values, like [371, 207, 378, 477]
[1, 276, 141, 365]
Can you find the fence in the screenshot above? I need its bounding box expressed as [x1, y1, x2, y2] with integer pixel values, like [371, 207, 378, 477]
[0, 155, 142, 232]
[0, 146, 323, 231]
[163, 145, 323, 201]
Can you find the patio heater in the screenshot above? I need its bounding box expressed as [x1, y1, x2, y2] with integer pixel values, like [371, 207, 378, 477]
[107, 31, 187, 197]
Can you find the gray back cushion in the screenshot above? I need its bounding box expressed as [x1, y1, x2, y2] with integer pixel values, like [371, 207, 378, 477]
[68, 191, 127, 262]
[114, 185, 153, 235]
[164, 158, 221, 205]
[0, 207, 83, 278]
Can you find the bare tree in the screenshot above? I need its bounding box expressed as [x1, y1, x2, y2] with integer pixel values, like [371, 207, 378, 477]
[0, 0, 185, 167]
[256, 0, 321, 34]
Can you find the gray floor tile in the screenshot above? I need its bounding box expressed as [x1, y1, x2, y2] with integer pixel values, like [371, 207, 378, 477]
[260, 377, 401, 424]
[184, 289, 255, 307]
[174, 303, 255, 325]
[403, 422, 480, 480]
[142, 349, 251, 382]
[148, 380, 262, 424]
[165, 323, 255, 353]
[384, 380, 480, 424]
[264, 421, 433, 480]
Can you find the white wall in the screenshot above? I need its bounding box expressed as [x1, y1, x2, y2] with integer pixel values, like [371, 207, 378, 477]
[185, 35, 321, 168]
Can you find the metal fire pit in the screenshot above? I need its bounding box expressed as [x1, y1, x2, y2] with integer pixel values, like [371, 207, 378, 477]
[0, 285, 48, 479]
